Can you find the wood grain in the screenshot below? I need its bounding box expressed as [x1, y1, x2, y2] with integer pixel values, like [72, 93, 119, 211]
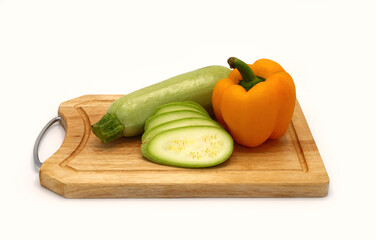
[39, 95, 329, 198]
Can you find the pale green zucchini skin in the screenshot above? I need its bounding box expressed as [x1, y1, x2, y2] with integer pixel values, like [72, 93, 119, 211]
[91, 65, 230, 142]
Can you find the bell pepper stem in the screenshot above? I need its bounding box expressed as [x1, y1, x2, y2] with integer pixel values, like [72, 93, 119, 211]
[228, 57, 265, 91]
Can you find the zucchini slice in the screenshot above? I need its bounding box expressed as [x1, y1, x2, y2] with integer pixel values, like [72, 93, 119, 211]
[142, 117, 221, 143]
[142, 126, 233, 168]
[152, 102, 209, 117]
[182, 101, 210, 115]
[144, 110, 209, 131]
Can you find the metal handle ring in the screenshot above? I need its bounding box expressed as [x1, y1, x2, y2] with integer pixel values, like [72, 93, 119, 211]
[33, 116, 64, 171]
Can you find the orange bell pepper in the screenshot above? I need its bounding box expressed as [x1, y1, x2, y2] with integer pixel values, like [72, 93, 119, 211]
[212, 57, 296, 147]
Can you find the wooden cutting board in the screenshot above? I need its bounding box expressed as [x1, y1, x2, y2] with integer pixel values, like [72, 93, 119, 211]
[39, 95, 329, 198]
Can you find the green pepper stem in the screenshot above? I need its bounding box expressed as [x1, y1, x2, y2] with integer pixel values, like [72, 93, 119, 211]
[227, 57, 265, 91]
[91, 113, 124, 143]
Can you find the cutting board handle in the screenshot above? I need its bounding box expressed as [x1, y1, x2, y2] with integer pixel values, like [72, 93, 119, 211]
[33, 116, 64, 171]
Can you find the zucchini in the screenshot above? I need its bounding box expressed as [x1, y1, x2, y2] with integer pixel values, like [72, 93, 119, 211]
[152, 102, 209, 117]
[141, 126, 234, 168]
[91, 65, 231, 143]
[141, 101, 233, 168]
[144, 110, 209, 132]
[142, 117, 222, 143]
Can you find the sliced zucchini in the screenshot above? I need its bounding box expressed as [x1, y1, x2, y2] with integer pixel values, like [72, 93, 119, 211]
[152, 102, 209, 117]
[182, 101, 210, 116]
[142, 117, 222, 143]
[144, 110, 209, 131]
[142, 126, 233, 168]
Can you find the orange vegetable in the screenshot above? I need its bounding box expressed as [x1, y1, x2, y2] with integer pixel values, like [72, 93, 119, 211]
[212, 57, 296, 147]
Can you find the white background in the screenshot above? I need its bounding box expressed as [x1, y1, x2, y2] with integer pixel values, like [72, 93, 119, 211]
[1, 0, 375, 239]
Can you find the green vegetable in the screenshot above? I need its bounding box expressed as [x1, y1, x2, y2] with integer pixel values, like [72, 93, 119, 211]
[142, 117, 221, 143]
[142, 126, 234, 168]
[144, 110, 209, 132]
[91, 65, 231, 143]
[178, 101, 209, 115]
[141, 101, 233, 168]
[152, 101, 209, 117]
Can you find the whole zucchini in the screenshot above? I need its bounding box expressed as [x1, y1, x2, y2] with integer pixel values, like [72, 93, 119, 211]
[91, 65, 230, 143]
